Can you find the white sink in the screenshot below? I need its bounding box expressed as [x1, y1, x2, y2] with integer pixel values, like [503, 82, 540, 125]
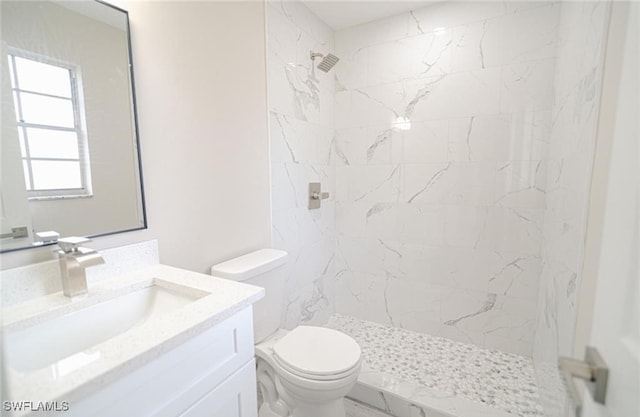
[3, 281, 206, 375]
[1, 264, 264, 413]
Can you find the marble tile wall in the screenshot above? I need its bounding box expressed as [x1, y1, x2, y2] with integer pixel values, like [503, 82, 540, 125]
[331, 1, 560, 356]
[266, 0, 336, 328]
[532, 2, 611, 416]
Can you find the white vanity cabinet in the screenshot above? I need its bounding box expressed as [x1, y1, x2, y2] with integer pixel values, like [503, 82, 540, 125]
[70, 307, 258, 417]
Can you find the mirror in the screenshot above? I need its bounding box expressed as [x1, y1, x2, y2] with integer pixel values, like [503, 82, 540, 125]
[0, 0, 146, 253]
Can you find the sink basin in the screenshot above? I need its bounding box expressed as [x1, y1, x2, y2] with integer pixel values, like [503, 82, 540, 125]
[3, 281, 206, 375]
[0, 264, 265, 414]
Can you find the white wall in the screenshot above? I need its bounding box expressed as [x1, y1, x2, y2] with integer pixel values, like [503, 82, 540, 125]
[0, 0, 271, 275]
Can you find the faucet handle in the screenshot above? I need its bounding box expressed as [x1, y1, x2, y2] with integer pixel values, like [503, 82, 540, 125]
[58, 236, 92, 253]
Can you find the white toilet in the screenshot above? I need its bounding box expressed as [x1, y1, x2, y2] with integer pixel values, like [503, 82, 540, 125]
[211, 249, 361, 417]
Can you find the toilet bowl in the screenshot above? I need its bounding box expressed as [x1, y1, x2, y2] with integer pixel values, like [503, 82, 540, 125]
[255, 326, 361, 417]
[211, 250, 361, 417]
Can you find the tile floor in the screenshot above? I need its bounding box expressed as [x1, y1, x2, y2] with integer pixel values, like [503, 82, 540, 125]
[328, 314, 544, 417]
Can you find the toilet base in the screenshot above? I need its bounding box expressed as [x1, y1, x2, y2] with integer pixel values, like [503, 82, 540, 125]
[291, 399, 345, 417]
[259, 403, 285, 417]
[258, 386, 347, 417]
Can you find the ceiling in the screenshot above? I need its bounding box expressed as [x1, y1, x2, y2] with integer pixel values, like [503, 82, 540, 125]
[301, 1, 442, 31]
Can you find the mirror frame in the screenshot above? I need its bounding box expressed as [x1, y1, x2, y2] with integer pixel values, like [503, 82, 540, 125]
[1, 0, 147, 253]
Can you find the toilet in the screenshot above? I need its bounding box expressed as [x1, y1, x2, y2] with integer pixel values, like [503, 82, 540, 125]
[211, 249, 361, 417]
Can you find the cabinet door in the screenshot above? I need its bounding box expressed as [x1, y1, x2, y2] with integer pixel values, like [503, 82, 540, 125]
[180, 359, 258, 417]
[73, 307, 255, 417]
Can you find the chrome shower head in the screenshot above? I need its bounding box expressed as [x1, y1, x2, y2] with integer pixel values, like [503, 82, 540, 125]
[310, 51, 340, 73]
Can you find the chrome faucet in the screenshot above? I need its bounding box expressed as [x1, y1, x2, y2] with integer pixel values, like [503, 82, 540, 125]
[56, 237, 105, 297]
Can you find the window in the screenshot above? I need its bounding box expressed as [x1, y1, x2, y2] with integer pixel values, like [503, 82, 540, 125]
[7, 50, 92, 199]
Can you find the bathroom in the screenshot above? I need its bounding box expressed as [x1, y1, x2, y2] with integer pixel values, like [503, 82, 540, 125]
[0, 0, 637, 417]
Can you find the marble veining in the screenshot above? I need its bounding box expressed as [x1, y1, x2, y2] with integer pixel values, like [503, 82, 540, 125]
[285, 63, 320, 121]
[331, 1, 559, 356]
[267, 0, 336, 329]
[266, 4, 610, 413]
[532, 2, 611, 416]
[328, 314, 543, 417]
[345, 399, 394, 417]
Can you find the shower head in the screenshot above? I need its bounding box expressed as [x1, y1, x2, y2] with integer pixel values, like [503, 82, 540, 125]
[317, 53, 339, 72]
[310, 51, 340, 73]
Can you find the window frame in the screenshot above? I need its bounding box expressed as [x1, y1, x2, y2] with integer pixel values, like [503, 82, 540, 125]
[7, 48, 93, 200]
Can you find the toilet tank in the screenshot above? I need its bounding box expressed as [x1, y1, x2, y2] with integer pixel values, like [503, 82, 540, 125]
[211, 249, 288, 343]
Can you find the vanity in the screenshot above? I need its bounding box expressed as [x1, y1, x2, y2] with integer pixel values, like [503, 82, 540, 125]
[2, 262, 264, 417]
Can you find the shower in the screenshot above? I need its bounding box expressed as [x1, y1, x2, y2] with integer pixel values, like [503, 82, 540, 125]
[310, 51, 339, 72]
[267, 1, 614, 416]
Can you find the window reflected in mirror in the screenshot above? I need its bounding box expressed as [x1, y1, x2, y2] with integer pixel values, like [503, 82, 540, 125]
[8, 50, 92, 199]
[0, 0, 146, 253]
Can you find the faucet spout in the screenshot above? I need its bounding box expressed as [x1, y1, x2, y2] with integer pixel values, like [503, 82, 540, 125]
[68, 247, 105, 269]
[56, 237, 104, 297]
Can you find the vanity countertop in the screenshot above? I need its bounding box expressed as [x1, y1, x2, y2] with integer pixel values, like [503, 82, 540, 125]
[1, 264, 264, 412]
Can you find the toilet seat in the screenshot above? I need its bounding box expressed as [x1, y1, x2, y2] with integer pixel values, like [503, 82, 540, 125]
[272, 326, 361, 381]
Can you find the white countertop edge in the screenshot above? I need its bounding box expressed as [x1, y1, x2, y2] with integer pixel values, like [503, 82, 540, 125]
[2, 264, 264, 407]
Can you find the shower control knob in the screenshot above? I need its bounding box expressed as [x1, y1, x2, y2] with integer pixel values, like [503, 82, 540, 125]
[308, 183, 329, 209]
[311, 191, 329, 200]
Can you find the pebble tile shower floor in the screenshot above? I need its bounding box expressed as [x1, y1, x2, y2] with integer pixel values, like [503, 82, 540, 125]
[327, 314, 544, 417]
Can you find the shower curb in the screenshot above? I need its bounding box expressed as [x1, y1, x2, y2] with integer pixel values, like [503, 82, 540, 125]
[348, 364, 514, 417]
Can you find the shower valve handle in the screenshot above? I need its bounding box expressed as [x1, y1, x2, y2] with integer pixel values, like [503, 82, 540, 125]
[308, 183, 329, 209]
[311, 191, 329, 200]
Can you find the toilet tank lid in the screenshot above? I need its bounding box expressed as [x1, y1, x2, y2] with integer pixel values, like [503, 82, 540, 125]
[211, 249, 288, 282]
